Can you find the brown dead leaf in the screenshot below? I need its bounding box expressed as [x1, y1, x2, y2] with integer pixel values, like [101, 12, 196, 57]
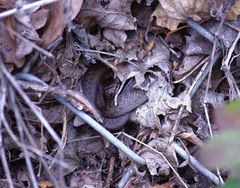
[103, 28, 127, 48]
[140, 138, 178, 176]
[77, 0, 136, 30]
[141, 149, 170, 176]
[0, 20, 25, 69]
[152, 0, 240, 30]
[227, 0, 240, 20]
[14, 12, 41, 58]
[41, 0, 83, 47]
[152, 0, 211, 30]
[38, 181, 53, 188]
[31, 8, 49, 30]
[150, 183, 173, 188]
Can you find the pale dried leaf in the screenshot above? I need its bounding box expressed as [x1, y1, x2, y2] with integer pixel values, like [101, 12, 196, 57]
[131, 75, 188, 128]
[42, 0, 83, 47]
[115, 38, 170, 87]
[140, 138, 178, 176]
[141, 149, 170, 176]
[14, 9, 41, 58]
[152, 0, 211, 30]
[30, 8, 49, 30]
[103, 29, 127, 48]
[0, 21, 25, 69]
[178, 128, 204, 146]
[78, 0, 136, 30]
[226, 0, 240, 20]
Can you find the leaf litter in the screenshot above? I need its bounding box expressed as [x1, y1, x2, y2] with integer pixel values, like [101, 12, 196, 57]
[1, 0, 240, 187]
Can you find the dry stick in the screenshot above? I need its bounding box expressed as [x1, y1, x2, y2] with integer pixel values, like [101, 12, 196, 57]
[7, 87, 60, 187]
[221, 32, 240, 99]
[20, 117, 60, 188]
[9, 87, 38, 188]
[1, 23, 54, 58]
[169, 51, 222, 143]
[0, 76, 14, 188]
[0, 99, 67, 169]
[105, 156, 116, 188]
[76, 47, 139, 69]
[121, 133, 188, 188]
[0, 56, 62, 146]
[0, 0, 59, 19]
[203, 16, 226, 184]
[173, 56, 209, 84]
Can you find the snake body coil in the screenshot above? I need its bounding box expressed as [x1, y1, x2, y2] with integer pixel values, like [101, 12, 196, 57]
[82, 64, 148, 130]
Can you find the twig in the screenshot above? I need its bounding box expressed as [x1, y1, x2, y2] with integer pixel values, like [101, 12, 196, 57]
[0, 55, 62, 146]
[186, 18, 214, 43]
[9, 87, 38, 188]
[121, 133, 188, 188]
[169, 51, 222, 142]
[59, 98, 146, 165]
[0, 76, 14, 188]
[0, 0, 59, 19]
[173, 56, 209, 84]
[117, 166, 135, 188]
[105, 156, 116, 188]
[172, 142, 221, 185]
[147, 140, 221, 185]
[15, 73, 102, 122]
[221, 32, 240, 99]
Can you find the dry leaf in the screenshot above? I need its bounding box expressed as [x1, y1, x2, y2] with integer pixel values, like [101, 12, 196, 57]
[30, 8, 49, 30]
[41, 0, 83, 47]
[152, 0, 211, 30]
[39, 181, 53, 188]
[227, 0, 240, 20]
[140, 138, 178, 176]
[77, 0, 136, 30]
[130, 75, 188, 129]
[141, 149, 170, 176]
[103, 29, 127, 48]
[152, 0, 240, 30]
[0, 20, 25, 69]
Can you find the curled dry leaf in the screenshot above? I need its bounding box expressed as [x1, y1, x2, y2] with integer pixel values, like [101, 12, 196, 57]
[41, 0, 83, 47]
[30, 8, 49, 30]
[0, 20, 25, 70]
[14, 11, 41, 58]
[131, 74, 188, 129]
[152, 0, 211, 30]
[152, 0, 240, 30]
[77, 0, 136, 30]
[227, 0, 240, 20]
[140, 138, 178, 176]
[103, 29, 127, 48]
[141, 149, 170, 176]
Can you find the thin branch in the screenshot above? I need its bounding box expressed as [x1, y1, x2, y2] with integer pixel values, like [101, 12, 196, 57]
[0, 76, 14, 188]
[0, 55, 62, 146]
[0, 0, 59, 19]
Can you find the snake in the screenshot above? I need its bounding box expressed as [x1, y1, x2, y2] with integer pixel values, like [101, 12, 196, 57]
[22, 64, 148, 130]
[81, 64, 148, 130]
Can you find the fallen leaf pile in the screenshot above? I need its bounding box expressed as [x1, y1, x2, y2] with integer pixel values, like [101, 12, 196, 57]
[1, 0, 240, 187]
